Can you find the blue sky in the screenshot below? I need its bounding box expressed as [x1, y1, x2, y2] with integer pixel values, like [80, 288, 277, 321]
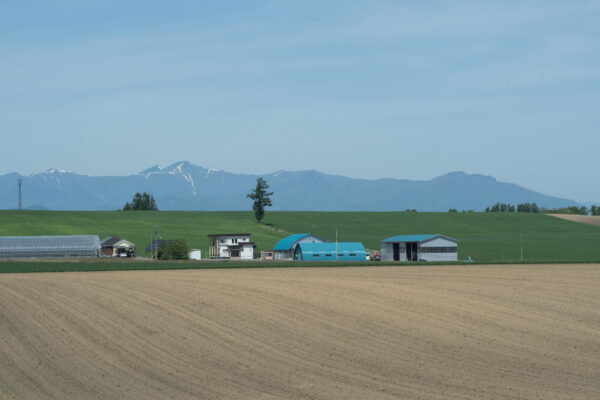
[1, 1, 599, 201]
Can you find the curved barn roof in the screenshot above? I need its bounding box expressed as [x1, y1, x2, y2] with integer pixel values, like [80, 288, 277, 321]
[273, 234, 311, 251]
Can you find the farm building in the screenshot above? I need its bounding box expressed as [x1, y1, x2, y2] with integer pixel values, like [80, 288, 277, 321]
[0, 235, 101, 258]
[188, 249, 202, 260]
[294, 242, 367, 262]
[101, 236, 135, 257]
[272, 233, 325, 260]
[208, 233, 255, 260]
[380, 234, 458, 262]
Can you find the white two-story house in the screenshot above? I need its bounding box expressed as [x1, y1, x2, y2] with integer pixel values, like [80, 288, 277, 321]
[208, 233, 255, 260]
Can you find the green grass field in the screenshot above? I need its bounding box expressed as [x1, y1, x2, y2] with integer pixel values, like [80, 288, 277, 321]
[1, 210, 599, 264]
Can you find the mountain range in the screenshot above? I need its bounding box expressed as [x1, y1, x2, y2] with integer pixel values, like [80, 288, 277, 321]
[0, 161, 580, 211]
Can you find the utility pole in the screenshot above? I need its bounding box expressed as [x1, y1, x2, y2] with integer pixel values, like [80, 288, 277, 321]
[520, 230, 523, 262]
[18, 178, 22, 210]
[153, 226, 161, 259]
[335, 227, 338, 261]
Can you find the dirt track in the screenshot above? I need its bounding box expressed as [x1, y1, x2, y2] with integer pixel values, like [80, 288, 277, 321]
[551, 213, 600, 226]
[1, 265, 599, 399]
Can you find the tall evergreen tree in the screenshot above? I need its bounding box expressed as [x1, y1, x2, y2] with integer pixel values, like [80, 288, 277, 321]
[247, 178, 273, 223]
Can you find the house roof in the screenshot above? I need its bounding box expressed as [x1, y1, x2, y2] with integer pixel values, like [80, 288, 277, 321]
[101, 236, 122, 247]
[208, 233, 251, 238]
[381, 234, 457, 243]
[113, 239, 135, 248]
[297, 242, 366, 254]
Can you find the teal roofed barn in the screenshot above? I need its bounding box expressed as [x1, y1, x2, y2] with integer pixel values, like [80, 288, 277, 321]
[294, 242, 367, 262]
[272, 233, 325, 260]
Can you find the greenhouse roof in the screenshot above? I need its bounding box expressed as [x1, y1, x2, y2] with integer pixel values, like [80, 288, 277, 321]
[0, 235, 101, 258]
[0, 235, 100, 249]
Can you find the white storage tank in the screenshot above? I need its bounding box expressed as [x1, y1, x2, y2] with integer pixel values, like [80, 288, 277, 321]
[188, 249, 202, 260]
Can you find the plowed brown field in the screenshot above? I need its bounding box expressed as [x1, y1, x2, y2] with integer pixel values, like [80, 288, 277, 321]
[1, 265, 599, 399]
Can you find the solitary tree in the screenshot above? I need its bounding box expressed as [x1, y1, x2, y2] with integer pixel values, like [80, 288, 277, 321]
[247, 178, 273, 223]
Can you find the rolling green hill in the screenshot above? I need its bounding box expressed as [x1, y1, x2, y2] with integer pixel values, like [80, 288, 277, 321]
[0, 210, 599, 262]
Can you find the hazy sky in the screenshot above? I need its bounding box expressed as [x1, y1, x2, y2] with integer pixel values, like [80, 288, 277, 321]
[1, 1, 599, 201]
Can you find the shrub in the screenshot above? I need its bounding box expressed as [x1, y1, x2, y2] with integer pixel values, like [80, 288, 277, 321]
[158, 239, 189, 260]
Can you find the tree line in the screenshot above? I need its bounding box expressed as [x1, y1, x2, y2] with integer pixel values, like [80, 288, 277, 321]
[485, 202, 600, 215]
[122, 192, 158, 211]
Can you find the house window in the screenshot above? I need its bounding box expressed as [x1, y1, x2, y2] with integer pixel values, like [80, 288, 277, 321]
[219, 239, 226, 244]
[349, 253, 356, 256]
[313, 254, 320, 257]
[325, 254, 332, 257]
[338, 254, 344, 257]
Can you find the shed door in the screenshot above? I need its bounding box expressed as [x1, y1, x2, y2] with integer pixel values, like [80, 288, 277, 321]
[406, 242, 418, 261]
[393, 243, 400, 261]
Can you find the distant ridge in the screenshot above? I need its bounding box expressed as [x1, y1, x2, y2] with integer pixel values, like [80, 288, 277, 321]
[0, 161, 579, 211]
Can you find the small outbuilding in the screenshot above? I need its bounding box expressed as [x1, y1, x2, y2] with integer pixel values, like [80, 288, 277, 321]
[272, 233, 325, 260]
[188, 249, 202, 260]
[0, 235, 101, 258]
[294, 242, 367, 262]
[380, 234, 458, 262]
[101, 236, 135, 257]
[208, 233, 255, 260]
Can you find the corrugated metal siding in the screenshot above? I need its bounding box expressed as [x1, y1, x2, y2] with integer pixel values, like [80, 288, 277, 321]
[295, 242, 366, 262]
[380, 243, 394, 261]
[417, 253, 458, 262]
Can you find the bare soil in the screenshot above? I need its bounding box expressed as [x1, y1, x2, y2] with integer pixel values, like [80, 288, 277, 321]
[1, 265, 599, 399]
[551, 213, 600, 226]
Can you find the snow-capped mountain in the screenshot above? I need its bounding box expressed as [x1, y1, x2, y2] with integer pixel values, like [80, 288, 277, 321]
[0, 161, 580, 211]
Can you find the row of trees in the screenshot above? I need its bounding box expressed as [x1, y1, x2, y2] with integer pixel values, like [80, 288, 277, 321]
[122, 192, 158, 211]
[543, 206, 591, 215]
[485, 202, 599, 215]
[484, 202, 541, 213]
[485, 203, 522, 213]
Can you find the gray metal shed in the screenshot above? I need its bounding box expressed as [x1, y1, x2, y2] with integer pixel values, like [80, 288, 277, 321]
[380, 234, 458, 262]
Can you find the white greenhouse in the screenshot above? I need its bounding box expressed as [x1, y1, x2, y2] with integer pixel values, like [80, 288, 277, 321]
[0, 235, 101, 258]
